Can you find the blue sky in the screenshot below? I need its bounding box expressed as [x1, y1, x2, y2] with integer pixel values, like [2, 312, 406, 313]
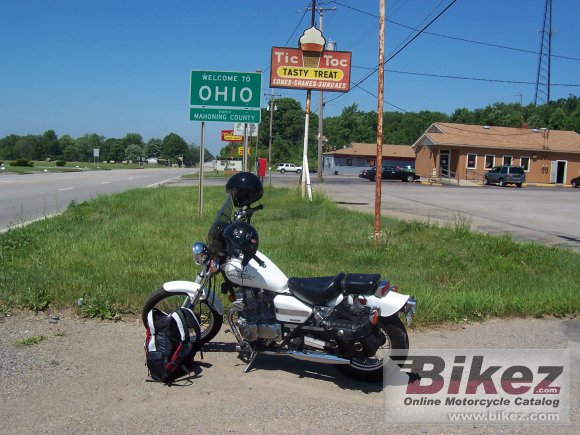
[0, 0, 578, 156]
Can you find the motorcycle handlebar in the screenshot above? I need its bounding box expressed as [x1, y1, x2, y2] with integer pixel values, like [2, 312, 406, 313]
[234, 204, 263, 223]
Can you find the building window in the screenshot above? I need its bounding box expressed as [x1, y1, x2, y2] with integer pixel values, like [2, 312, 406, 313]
[466, 153, 477, 169]
[485, 155, 494, 169]
[503, 155, 513, 165]
[346, 158, 353, 166]
[520, 156, 530, 171]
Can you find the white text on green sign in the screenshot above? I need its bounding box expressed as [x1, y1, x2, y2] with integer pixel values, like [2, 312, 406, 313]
[190, 71, 261, 108]
[189, 107, 261, 123]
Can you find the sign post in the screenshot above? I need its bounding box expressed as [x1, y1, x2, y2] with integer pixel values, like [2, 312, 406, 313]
[198, 122, 205, 215]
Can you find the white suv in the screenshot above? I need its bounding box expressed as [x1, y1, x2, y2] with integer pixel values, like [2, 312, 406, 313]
[276, 163, 302, 174]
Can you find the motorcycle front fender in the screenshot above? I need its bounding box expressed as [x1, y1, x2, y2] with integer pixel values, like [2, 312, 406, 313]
[162, 280, 224, 316]
[365, 292, 410, 318]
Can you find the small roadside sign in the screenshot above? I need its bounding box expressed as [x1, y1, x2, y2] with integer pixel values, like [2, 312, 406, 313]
[221, 130, 243, 142]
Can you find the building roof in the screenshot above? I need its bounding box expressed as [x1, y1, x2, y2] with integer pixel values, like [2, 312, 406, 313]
[324, 143, 415, 159]
[413, 122, 580, 154]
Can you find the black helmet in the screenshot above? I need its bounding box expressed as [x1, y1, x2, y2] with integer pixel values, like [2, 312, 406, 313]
[225, 172, 263, 207]
[222, 221, 259, 266]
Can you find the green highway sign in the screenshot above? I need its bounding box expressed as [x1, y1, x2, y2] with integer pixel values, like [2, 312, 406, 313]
[190, 70, 261, 109]
[189, 107, 261, 123]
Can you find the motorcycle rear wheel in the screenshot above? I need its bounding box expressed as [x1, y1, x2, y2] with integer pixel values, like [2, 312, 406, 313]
[338, 314, 409, 382]
[142, 288, 223, 344]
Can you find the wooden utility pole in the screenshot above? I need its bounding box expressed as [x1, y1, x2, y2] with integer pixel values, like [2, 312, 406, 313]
[374, 0, 385, 240]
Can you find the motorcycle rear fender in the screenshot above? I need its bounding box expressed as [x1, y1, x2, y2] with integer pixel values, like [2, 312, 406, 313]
[162, 280, 224, 316]
[364, 292, 410, 317]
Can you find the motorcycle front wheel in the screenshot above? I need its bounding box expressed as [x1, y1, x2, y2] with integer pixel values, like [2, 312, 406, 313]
[142, 288, 223, 344]
[338, 314, 409, 382]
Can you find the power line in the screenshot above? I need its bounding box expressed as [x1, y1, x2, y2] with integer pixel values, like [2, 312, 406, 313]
[350, 66, 580, 88]
[330, 0, 580, 61]
[326, 0, 459, 105]
[262, 3, 310, 74]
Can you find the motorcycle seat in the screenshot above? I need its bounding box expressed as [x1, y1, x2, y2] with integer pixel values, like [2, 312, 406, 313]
[287, 273, 345, 306]
[340, 273, 382, 296]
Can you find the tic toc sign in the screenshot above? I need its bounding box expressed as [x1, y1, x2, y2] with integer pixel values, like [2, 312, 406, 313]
[269, 47, 351, 92]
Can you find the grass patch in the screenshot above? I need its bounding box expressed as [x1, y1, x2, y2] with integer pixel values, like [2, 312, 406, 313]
[14, 335, 47, 347]
[0, 186, 578, 326]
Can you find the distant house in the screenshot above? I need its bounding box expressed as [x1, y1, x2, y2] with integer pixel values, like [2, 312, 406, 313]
[412, 123, 580, 184]
[322, 143, 415, 175]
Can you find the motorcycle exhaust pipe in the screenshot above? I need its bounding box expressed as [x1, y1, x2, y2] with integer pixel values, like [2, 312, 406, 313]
[263, 350, 351, 365]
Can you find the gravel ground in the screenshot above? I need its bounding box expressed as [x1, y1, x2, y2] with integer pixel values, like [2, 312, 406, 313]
[0, 312, 577, 434]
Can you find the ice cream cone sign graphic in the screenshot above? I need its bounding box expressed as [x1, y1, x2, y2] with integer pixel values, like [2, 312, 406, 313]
[299, 26, 326, 68]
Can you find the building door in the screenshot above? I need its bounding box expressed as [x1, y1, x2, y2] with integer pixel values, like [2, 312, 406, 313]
[439, 150, 450, 177]
[550, 161, 567, 184]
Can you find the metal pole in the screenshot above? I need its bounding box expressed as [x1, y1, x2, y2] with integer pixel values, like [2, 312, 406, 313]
[374, 0, 385, 240]
[268, 96, 274, 187]
[302, 90, 313, 200]
[316, 6, 335, 183]
[254, 125, 259, 175]
[243, 123, 248, 171]
[265, 91, 280, 186]
[301, 0, 316, 201]
[198, 121, 205, 216]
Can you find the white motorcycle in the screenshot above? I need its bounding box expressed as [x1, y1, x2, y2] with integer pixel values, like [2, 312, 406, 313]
[142, 172, 416, 381]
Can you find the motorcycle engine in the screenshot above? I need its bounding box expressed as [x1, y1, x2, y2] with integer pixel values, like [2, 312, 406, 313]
[233, 288, 281, 342]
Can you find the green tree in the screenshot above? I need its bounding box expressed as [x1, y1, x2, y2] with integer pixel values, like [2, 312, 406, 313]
[122, 133, 143, 147]
[162, 133, 189, 161]
[37, 130, 61, 159]
[124, 144, 144, 162]
[549, 108, 567, 130]
[145, 138, 162, 157]
[0, 134, 20, 160]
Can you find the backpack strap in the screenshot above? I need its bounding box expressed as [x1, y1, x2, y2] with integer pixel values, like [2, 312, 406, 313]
[146, 309, 160, 352]
[164, 310, 191, 373]
[181, 307, 203, 357]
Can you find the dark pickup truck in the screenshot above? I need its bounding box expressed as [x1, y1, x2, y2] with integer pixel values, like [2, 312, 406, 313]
[359, 166, 420, 182]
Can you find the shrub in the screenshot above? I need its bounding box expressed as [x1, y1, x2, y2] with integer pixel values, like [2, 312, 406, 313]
[55, 160, 66, 167]
[10, 158, 34, 167]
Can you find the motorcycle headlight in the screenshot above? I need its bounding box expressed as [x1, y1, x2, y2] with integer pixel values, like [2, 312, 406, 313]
[192, 242, 209, 265]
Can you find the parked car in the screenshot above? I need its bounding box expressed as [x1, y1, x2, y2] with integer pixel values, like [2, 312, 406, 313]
[358, 165, 420, 182]
[571, 176, 580, 188]
[276, 163, 302, 174]
[483, 165, 525, 187]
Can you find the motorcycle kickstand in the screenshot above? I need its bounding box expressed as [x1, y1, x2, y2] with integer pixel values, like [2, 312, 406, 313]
[243, 350, 258, 373]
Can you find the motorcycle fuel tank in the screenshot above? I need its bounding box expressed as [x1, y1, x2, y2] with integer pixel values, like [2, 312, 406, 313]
[221, 250, 288, 292]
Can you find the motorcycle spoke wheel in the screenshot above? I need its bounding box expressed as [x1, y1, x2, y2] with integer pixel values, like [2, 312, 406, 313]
[142, 288, 223, 344]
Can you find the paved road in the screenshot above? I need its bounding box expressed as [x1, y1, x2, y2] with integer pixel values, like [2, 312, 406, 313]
[0, 168, 194, 232]
[316, 175, 580, 252]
